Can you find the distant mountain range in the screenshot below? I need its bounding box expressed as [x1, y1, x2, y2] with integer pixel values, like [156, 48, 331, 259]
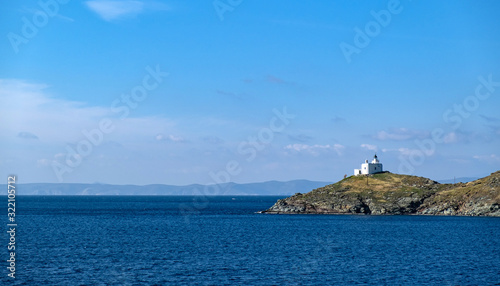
[3, 177, 481, 196]
[5, 180, 333, 196]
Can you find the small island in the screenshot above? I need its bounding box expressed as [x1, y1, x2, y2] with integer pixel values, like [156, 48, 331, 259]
[263, 155, 500, 216]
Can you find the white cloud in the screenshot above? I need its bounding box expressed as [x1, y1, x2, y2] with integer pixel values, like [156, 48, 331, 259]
[156, 134, 185, 142]
[85, 1, 170, 22]
[473, 154, 500, 162]
[374, 128, 428, 141]
[397, 148, 413, 156]
[442, 132, 458, 144]
[37, 159, 50, 167]
[361, 144, 377, 151]
[451, 158, 469, 164]
[333, 144, 345, 155]
[0, 79, 176, 144]
[168, 135, 184, 142]
[397, 147, 435, 156]
[285, 143, 344, 156]
[85, 1, 145, 21]
[54, 153, 65, 159]
[1, 79, 108, 142]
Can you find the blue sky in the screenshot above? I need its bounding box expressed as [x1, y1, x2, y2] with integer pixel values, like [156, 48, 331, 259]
[1, 0, 500, 185]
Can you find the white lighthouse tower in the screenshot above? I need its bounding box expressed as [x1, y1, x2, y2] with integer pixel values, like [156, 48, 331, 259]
[354, 154, 383, 176]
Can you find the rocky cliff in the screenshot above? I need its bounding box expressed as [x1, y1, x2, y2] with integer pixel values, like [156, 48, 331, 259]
[264, 171, 500, 216]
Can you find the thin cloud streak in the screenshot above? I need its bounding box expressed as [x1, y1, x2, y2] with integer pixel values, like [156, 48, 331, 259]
[85, 0, 170, 22]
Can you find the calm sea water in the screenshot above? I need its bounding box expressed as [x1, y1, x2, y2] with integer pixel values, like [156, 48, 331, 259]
[2, 196, 500, 285]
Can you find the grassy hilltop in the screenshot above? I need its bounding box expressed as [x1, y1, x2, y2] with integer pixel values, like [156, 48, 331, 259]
[264, 171, 500, 216]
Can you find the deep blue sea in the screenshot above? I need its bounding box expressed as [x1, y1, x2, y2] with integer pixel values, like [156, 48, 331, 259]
[2, 196, 500, 285]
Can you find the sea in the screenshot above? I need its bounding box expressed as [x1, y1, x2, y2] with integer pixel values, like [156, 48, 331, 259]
[2, 196, 500, 285]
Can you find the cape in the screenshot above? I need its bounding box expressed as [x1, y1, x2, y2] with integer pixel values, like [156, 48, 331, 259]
[263, 171, 500, 216]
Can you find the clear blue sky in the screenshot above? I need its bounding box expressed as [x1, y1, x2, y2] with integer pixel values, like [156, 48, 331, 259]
[1, 0, 500, 185]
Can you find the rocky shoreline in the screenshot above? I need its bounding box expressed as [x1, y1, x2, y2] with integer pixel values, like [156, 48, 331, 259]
[263, 171, 500, 216]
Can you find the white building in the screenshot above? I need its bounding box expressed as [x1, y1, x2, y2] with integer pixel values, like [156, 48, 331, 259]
[354, 154, 383, 176]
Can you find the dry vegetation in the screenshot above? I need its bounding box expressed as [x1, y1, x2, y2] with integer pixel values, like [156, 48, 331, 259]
[266, 171, 500, 216]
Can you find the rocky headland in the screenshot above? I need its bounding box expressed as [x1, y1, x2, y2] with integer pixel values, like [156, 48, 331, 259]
[263, 171, 500, 216]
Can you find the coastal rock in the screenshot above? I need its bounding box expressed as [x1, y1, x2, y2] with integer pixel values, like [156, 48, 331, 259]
[263, 171, 500, 216]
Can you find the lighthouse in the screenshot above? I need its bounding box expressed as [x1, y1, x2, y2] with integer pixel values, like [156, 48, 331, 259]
[354, 154, 383, 176]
